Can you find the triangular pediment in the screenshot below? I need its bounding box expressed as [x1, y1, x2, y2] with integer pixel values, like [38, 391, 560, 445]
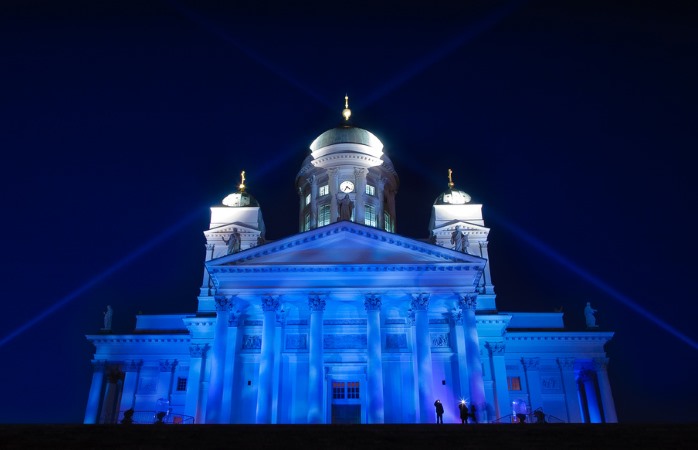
[204, 222, 261, 237]
[208, 222, 485, 267]
[431, 219, 490, 234]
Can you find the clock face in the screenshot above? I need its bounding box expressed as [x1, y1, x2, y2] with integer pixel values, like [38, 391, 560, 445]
[340, 181, 355, 193]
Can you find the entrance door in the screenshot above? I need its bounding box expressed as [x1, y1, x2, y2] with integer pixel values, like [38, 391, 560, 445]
[331, 381, 361, 424]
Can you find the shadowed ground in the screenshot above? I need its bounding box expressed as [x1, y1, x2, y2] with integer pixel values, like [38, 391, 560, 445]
[0, 424, 696, 449]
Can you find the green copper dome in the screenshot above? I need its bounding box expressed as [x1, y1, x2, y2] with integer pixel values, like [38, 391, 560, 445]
[309, 125, 384, 151]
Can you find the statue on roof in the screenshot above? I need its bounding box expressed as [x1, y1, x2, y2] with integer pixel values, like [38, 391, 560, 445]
[451, 225, 469, 253]
[103, 305, 113, 330]
[584, 302, 598, 328]
[222, 228, 241, 254]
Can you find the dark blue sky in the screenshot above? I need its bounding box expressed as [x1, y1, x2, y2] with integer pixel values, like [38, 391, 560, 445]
[1, 0, 696, 423]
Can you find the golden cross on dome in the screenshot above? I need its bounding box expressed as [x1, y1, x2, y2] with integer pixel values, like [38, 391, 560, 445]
[342, 94, 352, 121]
[448, 169, 454, 189]
[239, 170, 246, 192]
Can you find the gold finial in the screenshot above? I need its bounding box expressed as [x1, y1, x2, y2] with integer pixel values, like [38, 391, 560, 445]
[448, 169, 454, 189]
[342, 94, 352, 121]
[239, 170, 246, 192]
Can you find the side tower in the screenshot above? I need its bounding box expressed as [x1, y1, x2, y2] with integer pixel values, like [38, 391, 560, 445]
[428, 170, 496, 310]
[295, 97, 399, 232]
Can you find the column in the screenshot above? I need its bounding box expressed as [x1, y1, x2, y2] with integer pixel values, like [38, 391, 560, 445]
[256, 295, 279, 423]
[307, 294, 326, 423]
[486, 342, 510, 421]
[207, 295, 233, 423]
[158, 359, 177, 407]
[478, 241, 494, 294]
[185, 344, 206, 423]
[557, 357, 583, 423]
[365, 294, 385, 423]
[99, 367, 123, 424]
[221, 311, 240, 423]
[298, 186, 306, 231]
[328, 168, 339, 223]
[120, 360, 142, 411]
[451, 309, 470, 403]
[579, 370, 602, 423]
[309, 175, 318, 229]
[594, 358, 618, 423]
[411, 293, 434, 423]
[84, 360, 106, 424]
[460, 293, 486, 422]
[354, 167, 367, 224]
[200, 243, 216, 296]
[521, 358, 543, 415]
[376, 177, 386, 230]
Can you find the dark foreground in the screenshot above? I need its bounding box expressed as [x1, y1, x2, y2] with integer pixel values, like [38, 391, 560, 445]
[0, 424, 696, 449]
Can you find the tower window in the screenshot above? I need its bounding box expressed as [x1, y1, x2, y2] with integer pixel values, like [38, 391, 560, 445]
[305, 193, 311, 206]
[319, 185, 329, 196]
[384, 212, 393, 233]
[365, 184, 375, 196]
[365, 204, 376, 227]
[176, 377, 187, 392]
[318, 204, 330, 227]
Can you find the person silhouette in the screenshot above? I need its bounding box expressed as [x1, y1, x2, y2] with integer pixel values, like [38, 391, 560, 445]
[434, 399, 444, 424]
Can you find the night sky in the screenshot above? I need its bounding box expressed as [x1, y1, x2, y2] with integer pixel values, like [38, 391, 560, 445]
[1, 0, 696, 423]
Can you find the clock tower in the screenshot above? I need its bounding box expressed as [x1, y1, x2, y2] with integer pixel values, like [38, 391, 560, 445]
[295, 97, 399, 232]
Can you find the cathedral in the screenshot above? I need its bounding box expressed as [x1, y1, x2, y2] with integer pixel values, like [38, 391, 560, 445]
[85, 99, 617, 425]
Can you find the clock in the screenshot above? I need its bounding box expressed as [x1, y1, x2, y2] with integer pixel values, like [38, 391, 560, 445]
[340, 181, 355, 193]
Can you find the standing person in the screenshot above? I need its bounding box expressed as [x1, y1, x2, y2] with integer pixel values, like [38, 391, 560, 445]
[458, 401, 469, 424]
[469, 404, 478, 424]
[434, 399, 445, 424]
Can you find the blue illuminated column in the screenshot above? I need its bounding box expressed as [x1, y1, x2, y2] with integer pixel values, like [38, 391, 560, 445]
[557, 357, 583, 423]
[594, 358, 617, 423]
[221, 311, 239, 423]
[411, 293, 434, 423]
[307, 294, 326, 423]
[354, 168, 367, 224]
[328, 168, 338, 223]
[521, 358, 543, 415]
[486, 342, 509, 421]
[460, 293, 486, 422]
[364, 294, 385, 423]
[207, 295, 232, 423]
[158, 359, 177, 407]
[120, 360, 142, 411]
[451, 310, 470, 402]
[84, 360, 106, 424]
[579, 370, 602, 423]
[256, 295, 279, 423]
[185, 344, 206, 423]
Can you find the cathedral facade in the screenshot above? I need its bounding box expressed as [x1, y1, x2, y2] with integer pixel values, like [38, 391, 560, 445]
[85, 102, 617, 425]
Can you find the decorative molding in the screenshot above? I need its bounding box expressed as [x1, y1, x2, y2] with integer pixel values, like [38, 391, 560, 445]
[385, 318, 405, 325]
[557, 357, 576, 370]
[324, 319, 366, 326]
[429, 318, 449, 324]
[431, 332, 450, 348]
[410, 293, 430, 311]
[261, 295, 280, 312]
[386, 334, 407, 349]
[485, 341, 505, 354]
[189, 344, 207, 358]
[521, 357, 540, 370]
[458, 293, 478, 311]
[451, 309, 463, 325]
[406, 309, 415, 326]
[308, 294, 327, 312]
[159, 359, 177, 372]
[214, 295, 233, 312]
[285, 334, 308, 350]
[286, 319, 308, 326]
[540, 375, 562, 393]
[242, 335, 262, 350]
[244, 319, 263, 326]
[210, 263, 482, 274]
[124, 360, 143, 372]
[323, 334, 367, 349]
[364, 294, 382, 311]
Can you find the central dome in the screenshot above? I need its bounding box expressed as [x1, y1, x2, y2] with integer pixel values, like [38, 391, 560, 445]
[309, 124, 384, 152]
